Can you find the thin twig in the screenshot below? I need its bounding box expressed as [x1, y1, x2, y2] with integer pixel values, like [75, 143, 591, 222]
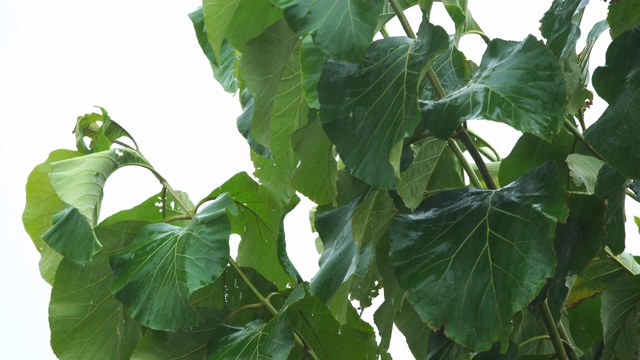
[457, 129, 497, 189]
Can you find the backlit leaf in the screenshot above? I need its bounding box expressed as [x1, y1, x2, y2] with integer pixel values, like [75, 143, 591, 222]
[273, 0, 384, 63]
[390, 162, 567, 350]
[566, 154, 605, 193]
[422, 35, 567, 141]
[110, 194, 235, 330]
[319, 21, 449, 189]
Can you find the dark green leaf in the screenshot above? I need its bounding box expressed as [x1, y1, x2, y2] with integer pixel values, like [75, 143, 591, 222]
[421, 44, 474, 101]
[189, 7, 238, 93]
[207, 172, 299, 289]
[585, 28, 640, 179]
[208, 316, 295, 360]
[595, 164, 628, 254]
[422, 36, 567, 141]
[601, 274, 640, 360]
[567, 296, 603, 353]
[23, 149, 80, 283]
[441, 0, 488, 44]
[319, 21, 449, 189]
[608, 1, 640, 39]
[390, 163, 567, 350]
[42, 207, 100, 264]
[242, 21, 308, 204]
[49, 222, 145, 359]
[499, 130, 575, 186]
[291, 116, 338, 206]
[202, 0, 282, 60]
[474, 341, 519, 360]
[237, 91, 271, 157]
[110, 195, 235, 330]
[566, 154, 605, 193]
[283, 286, 378, 360]
[554, 193, 606, 279]
[394, 301, 433, 359]
[397, 138, 448, 210]
[273, 0, 384, 63]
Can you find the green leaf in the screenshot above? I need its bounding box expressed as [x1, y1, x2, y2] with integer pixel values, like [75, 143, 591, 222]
[189, 7, 238, 93]
[567, 296, 603, 353]
[73, 107, 138, 154]
[207, 172, 299, 289]
[319, 21, 449, 189]
[49, 148, 151, 225]
[393, 301, 433, 359]
[110, 194, 235, 330]
[441, 0, 488, 44]
[273, 0, 384, 63]
[291, 116, 338, 206]
[300, 37, 329, 109]
[132, 309, 225, 359]
[595, 164, 628, 254]
[23, 149, 80, 283]
[566, 253, 639, 307]
[208, 316, 295, 360]
[422, 35, 567, 141]
[421, 44, 475, 101]
[237, 91, 271, 157]
[499, 130, 575, 186]
[242, 20, 308, 204]
[608, 0, 640, 39]
[49, 222, 145, 359]
[601, 274, 640, 360]
[566, 154, 605, 193]
[42, 207, 100, 264]
[397, 138, 448, 210]
[585, 28, 640, 180]
[390, 162, 567, 351]
[202, 0, 282, 60]
[98, 190, 191, 228]
[283, 286, 378, 359]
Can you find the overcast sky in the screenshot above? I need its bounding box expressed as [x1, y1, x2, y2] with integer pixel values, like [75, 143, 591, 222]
[0, 1, 621, 359]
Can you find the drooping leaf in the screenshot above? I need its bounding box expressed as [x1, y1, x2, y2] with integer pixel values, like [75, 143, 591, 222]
[201, 0, 282, 61]
[73, 107, 138, 154]
[290, 116, 338, 206]
[131, 309, 225, 359]
[23, 149, 80, 283]
[441, 0, 488, 44]
[595, 164, 628, 254]
[98, 190, 191, 228]
[49, 222, 145, 360]
[585, 28, 640, 179]
[566, 252, 640, 307]
[42, 207, 100, 263]
[607, 0, 640, 39]
[579, 19, 609, 80]
[242, 20, 308, 204]
[207, 172, 299, 289]
[566, 154, 605, 193]
[601, 274, 640, 360]
[283, 285, 378, 360]
[390, 162, 567, 350]
[49, 148, 151, 225]
[189, 7, 238, 93]
[397, 138, 448, 210]
[300, 37, 329, 109]
[422, 35, 567, 141]
[273, 0, 385, 63]
[237, 90, 271, 157]
[110, 194, 235, 330]
[499, 130, 575, 186]
[207, 316, 295, 360]
[319, 21, 449, 189]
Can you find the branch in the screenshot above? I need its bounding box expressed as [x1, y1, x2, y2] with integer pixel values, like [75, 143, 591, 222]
[448, 139, 483, 188]
[457, 129, 497, 189]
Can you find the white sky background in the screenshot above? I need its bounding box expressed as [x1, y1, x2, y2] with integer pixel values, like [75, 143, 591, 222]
[0, 0, 628, 359]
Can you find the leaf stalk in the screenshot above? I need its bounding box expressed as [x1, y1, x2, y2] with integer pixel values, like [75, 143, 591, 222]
[448, 139, 483, 188]
[539, 300, 569, 360]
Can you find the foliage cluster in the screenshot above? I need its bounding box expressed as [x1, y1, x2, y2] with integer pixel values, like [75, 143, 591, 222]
[23, 0, 640, 359]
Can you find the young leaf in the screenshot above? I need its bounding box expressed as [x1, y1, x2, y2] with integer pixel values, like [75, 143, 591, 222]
[390, 162, 567, 351]
[422, 35, 567, 141]
[110, 194, 235, 330]
[319, 21, 449, 189]
[207, 316, 295, 359]
[23, 149, 80, 283]
[601, 274, 640, 360]
[584, 28, 640, 180]
[273, 0, 384, 63]
[441, 0, 488, 44]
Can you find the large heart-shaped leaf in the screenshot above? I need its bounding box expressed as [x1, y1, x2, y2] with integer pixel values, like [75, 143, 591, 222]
[422, 35, 567, 141]
[208, 316, 295, 359]
[23, 149, 80, 283]
[110, 194, 235, 330]
[207, 172, 300, 289]
[601, 274, 640, 360]
[584, 28, 640, 180]
[607, 0, 640, 39]
[319, 21, 449, 189]
[49, 222, 145, 359]
[273, 0, 384, 63]
[390, 162, 568, 350]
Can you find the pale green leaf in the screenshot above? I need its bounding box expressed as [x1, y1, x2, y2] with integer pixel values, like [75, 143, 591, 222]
[208, 317, 294, 360]
[566, 154, 605, 193]
[397, 138, 448, 210]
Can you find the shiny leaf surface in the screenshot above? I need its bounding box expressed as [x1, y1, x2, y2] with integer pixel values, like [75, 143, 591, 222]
[397, 138, 448, 210]
[390, 163, 567, 350]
